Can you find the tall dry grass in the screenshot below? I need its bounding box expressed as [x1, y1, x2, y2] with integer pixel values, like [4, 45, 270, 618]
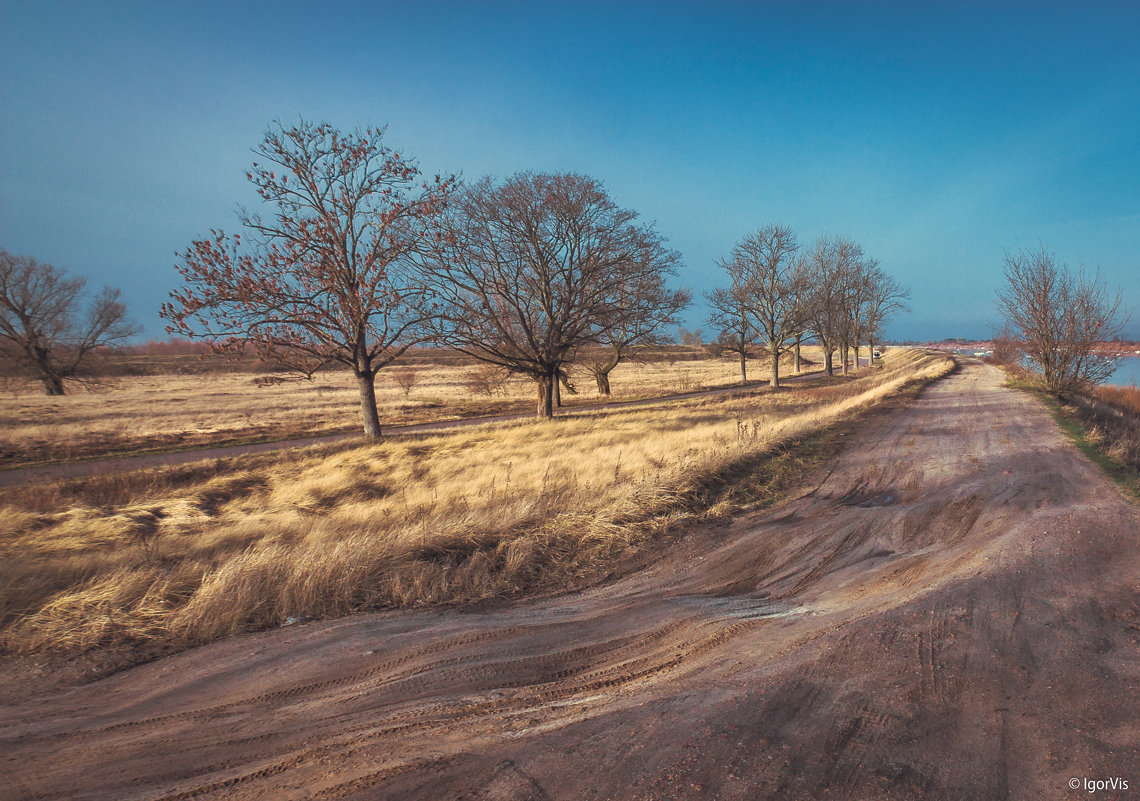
[1074, 383, 1140, 470]
[0, 349, 825, 467]
[1095, 383, 1140, 416]
[0, 350, 951, 658]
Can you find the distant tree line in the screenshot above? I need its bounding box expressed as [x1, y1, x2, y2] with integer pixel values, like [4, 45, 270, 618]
[705, 225, 909, 388]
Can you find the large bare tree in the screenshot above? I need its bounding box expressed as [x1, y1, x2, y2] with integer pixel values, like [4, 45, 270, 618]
[420, 172, 679, 417]
[0, 250, 139, 395]
[995, 246, 1127, 396]
[162, 119, 455, 439]
[729, 224, 805, 388]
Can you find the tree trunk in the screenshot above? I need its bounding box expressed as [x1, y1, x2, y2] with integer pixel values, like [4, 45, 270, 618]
[593, 367, 612, 395]
[739, 350, 747, 384]
[553, 375, 562, 407]
[356, 372, 382, 439]
[591, 348, 620, 396]
[794, 342, 801, 374]
[769, 345, 780, 389]
[840, 344, 849, 375]
[537, 373, 554, 418]
[854, 343, 860, 369]
[41, 373, 65, 396]
[824, 348, 834, 377]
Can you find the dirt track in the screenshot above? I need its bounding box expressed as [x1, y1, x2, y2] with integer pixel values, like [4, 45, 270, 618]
[2, 362, 1138, 800]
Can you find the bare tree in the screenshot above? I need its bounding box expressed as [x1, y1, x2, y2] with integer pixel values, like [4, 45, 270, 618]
[588, 266, 690, 396]
[989, 323, 1021, 367]
[837, 254, 885, 373]
[995, 246, 1127, 396]
[728, 225, 805, 388]
[391, 367, 420, 398]
[863, 265, 909, 362]
[705, 258, 758, 385]
[0, 250, 139, 395]
[162, 119, 456, 439]
[463, 364, 511, 398]
[678, 327, 703, 346]
[420, 172, 677, 418]
[802, 235, 863, 377]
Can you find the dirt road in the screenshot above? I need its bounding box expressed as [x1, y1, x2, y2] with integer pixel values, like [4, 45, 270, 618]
[2, 362, 1138, 800]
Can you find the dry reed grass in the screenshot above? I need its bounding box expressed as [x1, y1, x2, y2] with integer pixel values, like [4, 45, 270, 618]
[0, 350, 950, 658]
[1075, 384, 1140, 469]
[0, 348, 826, 467]
[1095, 383, 1140, 416]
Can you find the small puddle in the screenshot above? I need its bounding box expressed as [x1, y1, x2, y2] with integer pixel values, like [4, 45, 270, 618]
[671, 596, 810, 621]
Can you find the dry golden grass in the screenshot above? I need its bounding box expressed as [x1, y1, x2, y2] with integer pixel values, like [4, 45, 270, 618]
[1078, 384, 1140, 470]
[0, 349, 950, 658]
[0, 347, 826, 467]
[1095, 383, 1140, 416]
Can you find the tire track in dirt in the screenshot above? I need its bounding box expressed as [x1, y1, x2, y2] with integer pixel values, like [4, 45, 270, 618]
[3, 362, 1138, 800]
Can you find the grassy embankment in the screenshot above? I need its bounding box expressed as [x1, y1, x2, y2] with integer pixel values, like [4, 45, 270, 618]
[999, 365, 1140, 499]
[0, 348, 821, 468]
[0, 350, 952, 665]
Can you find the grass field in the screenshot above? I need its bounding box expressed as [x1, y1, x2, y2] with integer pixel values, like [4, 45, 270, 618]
[0, 349, 951, 664]
[0, 347, 826, 468]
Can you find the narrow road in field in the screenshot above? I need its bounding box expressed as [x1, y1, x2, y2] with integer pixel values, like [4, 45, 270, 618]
[0, 368, 824, 487]
[3, 362, 1137, 800]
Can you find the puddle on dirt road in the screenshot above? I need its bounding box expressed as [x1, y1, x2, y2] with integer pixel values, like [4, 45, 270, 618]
[671, 596, 813, 621]
[840, 491, 895, 507]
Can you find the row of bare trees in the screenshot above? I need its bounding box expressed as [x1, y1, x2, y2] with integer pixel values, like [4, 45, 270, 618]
[162, 120, 690, 435]
[706, 225, 909, 388]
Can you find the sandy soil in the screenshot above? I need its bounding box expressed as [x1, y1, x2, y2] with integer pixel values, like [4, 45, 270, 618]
[2, 362, 1137, 800]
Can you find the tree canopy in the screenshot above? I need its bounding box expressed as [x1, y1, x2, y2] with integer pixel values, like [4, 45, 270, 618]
[162, 119, 456, 438]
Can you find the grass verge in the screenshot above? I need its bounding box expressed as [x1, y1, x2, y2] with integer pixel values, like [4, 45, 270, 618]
[997, 365, 1140, 501]
[1037, 393, 1140, 501]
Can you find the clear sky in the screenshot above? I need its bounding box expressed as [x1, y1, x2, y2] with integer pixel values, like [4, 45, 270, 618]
[2, 0, 1138, 341]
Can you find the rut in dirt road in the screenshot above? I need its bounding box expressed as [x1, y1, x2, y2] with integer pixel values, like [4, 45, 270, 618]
[2, 362, 1138, 800]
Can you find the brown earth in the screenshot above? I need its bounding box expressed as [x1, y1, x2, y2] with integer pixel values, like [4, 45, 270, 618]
[1, 362, 1138, 800]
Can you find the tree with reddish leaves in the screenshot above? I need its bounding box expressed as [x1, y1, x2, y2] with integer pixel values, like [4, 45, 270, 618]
[162, 120, 456, 439]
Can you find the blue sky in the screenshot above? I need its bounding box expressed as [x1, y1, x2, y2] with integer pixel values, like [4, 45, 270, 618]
[2, 0, 1138, 341]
